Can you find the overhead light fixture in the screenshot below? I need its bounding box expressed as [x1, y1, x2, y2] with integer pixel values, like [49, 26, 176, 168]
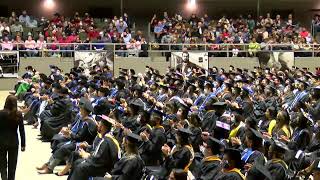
[43, 0, 56, 10]
[186, 0, 197, 11]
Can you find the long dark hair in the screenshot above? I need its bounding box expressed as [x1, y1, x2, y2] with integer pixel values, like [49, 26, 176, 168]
[4, 95, 21, 123]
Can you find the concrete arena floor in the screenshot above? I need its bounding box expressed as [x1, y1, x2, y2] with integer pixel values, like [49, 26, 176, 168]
[0, 91, 65, 180]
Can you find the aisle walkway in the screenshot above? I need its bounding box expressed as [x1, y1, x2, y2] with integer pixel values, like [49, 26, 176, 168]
[0, 91, 65, 180]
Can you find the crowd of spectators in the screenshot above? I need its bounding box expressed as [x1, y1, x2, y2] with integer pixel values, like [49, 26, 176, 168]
[150, 12, 320, 57]
[0, 10, 146, 57]
[1, 10, 320, 58]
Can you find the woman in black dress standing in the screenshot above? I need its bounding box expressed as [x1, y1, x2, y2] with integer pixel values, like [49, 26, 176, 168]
[0, 95, 26, 180]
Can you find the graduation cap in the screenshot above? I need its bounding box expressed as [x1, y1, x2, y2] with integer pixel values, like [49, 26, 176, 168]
[44, 78, 54, 85]
[177, 128, 193, 136]
[224, 80, 234, 88]
[132, 84, 144, 92]
[150, 109, 165, 121]
[224, 148, 243, 168]
[248, 128, 264, 141]
[297, 79, 309, 87]
[271, 139, 289, 154]
[236, 68, 243, 74]
[88, 83, 98, 90]
[129, 99, 145, 110]
[98, 87, 109, 94]
[79, 97, 94, 113]
[49, 65, 57, 69]
[246, 163, 273, 180]
[302, 67, 309, 71]
[79, 79, 87, 86]
[98, 114, 115, 127]
[207, 74, 217, 80]
[126, 132, 142, 145]
[207, 137, 225, 151]
[25, 66, 33, 70]
[129, 69, 135, 75]
[212, 101, 227, 107]
[115, 79, 126, 88]
[59, 87, 69, 95]
[52, 82, 62, 89]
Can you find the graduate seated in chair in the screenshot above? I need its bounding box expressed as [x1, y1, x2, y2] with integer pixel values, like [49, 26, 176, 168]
[39, 87, 73, 141]
[67, 115, 121, 180]
[36, 97, 97, 175]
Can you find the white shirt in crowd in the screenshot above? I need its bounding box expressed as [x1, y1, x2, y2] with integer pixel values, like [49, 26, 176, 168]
[19, 15, 30, 25]
[25, 39, 36, 49]
[0, 25, 10, 37]
[36, 40, 47, 50]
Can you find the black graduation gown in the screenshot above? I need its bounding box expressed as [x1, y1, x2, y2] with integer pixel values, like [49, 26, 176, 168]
[194, 156, 222, 180]
[309, 99, 320, 120]
[201, 110, 217, 135]
[40, 97, 73, 139]
[189, 126, 202, 153]
[140, 126, 167, 166]
[266, 159, 289, 180]
[245, 150, 266, 165]
[53, 118, 97, 160]
[239, 99, 254, 118]
[51, 114, 83, 152]
[216, 169, 245, 180]
[110, 154, 145, 180]
[121, 115, 139, 133]
[213, 116, 230, 140]
[68, 134, 120, 180]
[288, 128, 311, 151]
[160, 145, 193, 179]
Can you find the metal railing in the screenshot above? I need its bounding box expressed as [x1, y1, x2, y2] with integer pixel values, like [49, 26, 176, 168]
[1, 42, 320, 57]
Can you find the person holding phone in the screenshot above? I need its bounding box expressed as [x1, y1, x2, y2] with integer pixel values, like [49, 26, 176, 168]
[0, 95, 26, 180]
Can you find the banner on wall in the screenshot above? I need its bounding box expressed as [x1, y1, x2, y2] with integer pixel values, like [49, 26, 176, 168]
[74, 50, 114, 75]
[258, 52, 294, 70]
[171, 52, 209, 70]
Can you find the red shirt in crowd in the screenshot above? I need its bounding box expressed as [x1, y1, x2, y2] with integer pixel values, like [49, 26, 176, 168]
[83, 17, 93, 25]
[87, 30, 99, 40]
[51, 17, 62, 25]
[300, 31, 309, 39]
[222, 32, 230, 38]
